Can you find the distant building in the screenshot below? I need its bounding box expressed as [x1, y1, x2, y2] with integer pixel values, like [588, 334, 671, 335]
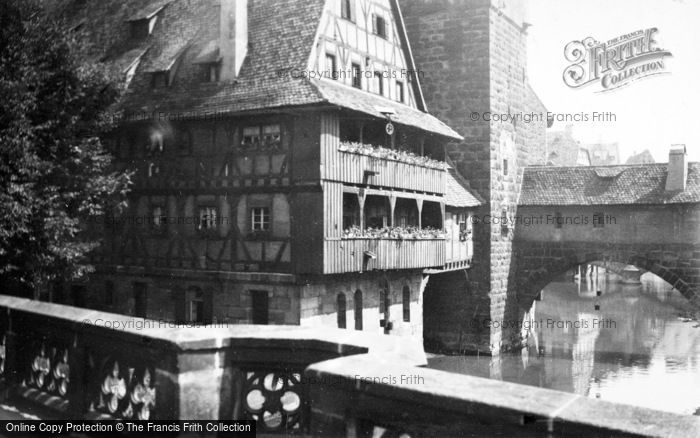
[626, 150, 655, 165]
[546, 125, 590, 166]
[586, 142, 620, 166]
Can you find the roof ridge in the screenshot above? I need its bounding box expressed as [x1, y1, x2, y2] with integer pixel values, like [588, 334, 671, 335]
[525, 163, 669, 170]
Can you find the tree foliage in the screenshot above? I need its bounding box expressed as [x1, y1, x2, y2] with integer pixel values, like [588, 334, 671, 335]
[0, 0, 131, 296]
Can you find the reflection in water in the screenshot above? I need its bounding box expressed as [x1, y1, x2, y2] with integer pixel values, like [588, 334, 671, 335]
[428, 271, 700, 415]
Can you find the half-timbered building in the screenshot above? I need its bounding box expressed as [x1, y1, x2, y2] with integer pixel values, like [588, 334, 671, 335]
[49, 0, 481, 341]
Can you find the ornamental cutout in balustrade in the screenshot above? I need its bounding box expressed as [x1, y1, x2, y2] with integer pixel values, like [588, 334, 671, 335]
[90, 360, 156, 420]
[365, 424, 414, 438]
[23, 342, 70, 398]
[0, 334, 6, 377]
[243, 371, 303, 433]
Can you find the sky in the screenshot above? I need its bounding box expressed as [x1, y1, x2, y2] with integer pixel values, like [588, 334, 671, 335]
[525, 0, 700, 163]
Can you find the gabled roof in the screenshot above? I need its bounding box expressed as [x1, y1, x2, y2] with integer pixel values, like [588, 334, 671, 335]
[519, 163, 700, 206]
[192, 40, 221, 65]
[107, 46, 149, 75]
[445, 168, 483, 208]
[47, 0, 459, 139]
[127, 0, 171, 22]
[142, 39, 191, 73]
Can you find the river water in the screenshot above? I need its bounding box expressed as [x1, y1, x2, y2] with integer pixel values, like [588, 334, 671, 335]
[428, 271, 700, 416]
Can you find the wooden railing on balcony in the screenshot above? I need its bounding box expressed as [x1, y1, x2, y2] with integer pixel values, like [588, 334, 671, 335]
[323, 149, 446, 194]
[324, 238, 446, 274]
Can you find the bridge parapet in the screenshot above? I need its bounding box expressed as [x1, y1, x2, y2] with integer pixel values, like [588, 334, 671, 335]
[0, 295, 423, 433]
[1, 296, 699, 436]
[306, 355, 700, 437]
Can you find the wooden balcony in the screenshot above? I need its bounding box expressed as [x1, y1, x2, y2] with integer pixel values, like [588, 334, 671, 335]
[324, 238, 446, 274]
[323, 148, 446, 194]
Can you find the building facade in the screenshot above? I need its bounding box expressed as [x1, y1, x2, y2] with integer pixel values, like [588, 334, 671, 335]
[45, 0, 481, 343]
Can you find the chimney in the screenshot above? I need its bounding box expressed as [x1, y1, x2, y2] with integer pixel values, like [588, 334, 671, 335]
[219, 0, 248, 81]
[665, 145, 688, 191]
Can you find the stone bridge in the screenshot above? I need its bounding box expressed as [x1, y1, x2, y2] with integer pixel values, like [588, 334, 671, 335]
[515, 158, 700, 315]
[514, 241, 700, 312]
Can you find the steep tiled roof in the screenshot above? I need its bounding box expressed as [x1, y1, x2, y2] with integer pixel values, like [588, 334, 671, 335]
[128, 0, 171, 21]
[48, 0, 459, 139]
[520, 163, 700, 206]
[107, 46, 149, 75]
[445, 168, 483, 208]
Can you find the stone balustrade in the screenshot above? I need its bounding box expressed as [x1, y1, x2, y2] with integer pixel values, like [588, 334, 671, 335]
[0, 295, 423, 434]
[305, 355, 700, 437]
[2, 295, 699, 437]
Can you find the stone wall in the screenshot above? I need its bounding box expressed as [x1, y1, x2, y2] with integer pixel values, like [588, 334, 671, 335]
[402, 0, 548, 352]
[72, 271, 300, 325]
[299, 271, 426, 342]
[61, 268, 427, 341]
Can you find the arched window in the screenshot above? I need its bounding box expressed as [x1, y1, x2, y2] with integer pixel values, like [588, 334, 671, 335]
[379, 279, 390, 329]
[354, 289, 363, 330]
[337, 293, 347, 329]
[402, 286, 411, 322]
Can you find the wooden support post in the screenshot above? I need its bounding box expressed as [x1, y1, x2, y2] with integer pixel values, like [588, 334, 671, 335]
[440, 202, 446, 231]
[389, 195, 397, 227]
[416, 199, 423, 229]
[358, 191, 366, 231]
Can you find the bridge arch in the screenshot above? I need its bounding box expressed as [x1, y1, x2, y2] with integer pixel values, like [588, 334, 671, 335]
[514, 242, 700, 313]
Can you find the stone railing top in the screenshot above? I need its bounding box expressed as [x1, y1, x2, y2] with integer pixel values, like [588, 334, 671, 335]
[306, 355, 700, 438]
[0, 295, 426, 366]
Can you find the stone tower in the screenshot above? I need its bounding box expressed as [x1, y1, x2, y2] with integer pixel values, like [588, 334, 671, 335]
[401, 0, 548, 353]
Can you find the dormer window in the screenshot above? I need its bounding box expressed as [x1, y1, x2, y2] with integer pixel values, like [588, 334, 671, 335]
[193, 40, 222, 83]
[341, 0, 355, 22]
[129, 19, 155, 39]
[201, 63, 221, 83]
[151, 71, 168, 88]
[127, 1, 169, 39]
[372, 14, 387, 39]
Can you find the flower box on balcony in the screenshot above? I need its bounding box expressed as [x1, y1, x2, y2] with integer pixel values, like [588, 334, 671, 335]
[338, 142, 447, 170]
